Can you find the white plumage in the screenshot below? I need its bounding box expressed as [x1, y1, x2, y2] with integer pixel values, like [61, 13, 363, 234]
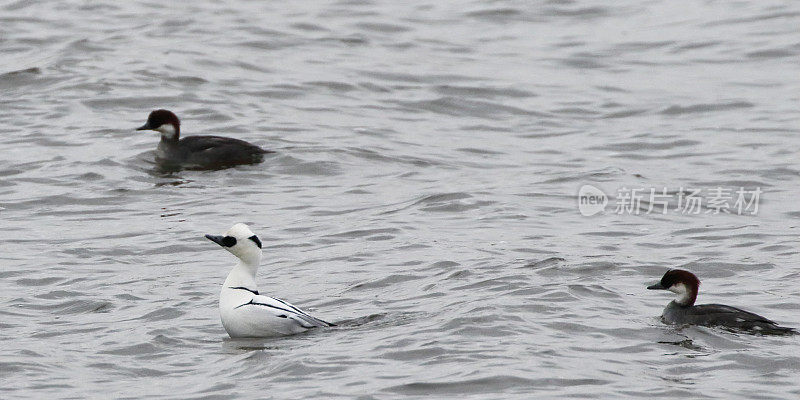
[206, 223, 333, 338]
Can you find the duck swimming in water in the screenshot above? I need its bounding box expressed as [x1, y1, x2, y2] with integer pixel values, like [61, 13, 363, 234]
[206, 223, 334, 338]
[136, 109, 270, 170]
[647, 269, 795, 335]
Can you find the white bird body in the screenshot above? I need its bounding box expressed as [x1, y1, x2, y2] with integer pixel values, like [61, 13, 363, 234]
[207, 223, 333, 338]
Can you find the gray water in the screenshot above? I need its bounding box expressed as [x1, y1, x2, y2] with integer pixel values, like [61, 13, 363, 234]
[2, 0, 799, 398]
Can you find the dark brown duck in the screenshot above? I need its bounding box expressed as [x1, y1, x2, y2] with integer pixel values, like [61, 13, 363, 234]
[136, 109, 271, 170]
[647, 269, 795, 335]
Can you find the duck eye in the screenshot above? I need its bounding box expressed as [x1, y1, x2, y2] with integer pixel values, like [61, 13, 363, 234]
[248, 235, 262, 248]
[221, 236, 237, 247]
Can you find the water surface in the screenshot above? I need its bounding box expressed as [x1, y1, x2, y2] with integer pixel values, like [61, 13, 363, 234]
[1, 1, 799, 398]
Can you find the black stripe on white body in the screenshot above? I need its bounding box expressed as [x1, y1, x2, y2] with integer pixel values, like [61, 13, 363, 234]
[220, 288, 332, 337]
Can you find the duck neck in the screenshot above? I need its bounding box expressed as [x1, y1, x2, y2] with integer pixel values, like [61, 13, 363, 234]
[673, 282, 698, 306]
[158, 123, 180, 143]
[222, 260, 259, 291]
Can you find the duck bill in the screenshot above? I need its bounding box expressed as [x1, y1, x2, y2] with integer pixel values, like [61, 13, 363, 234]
[647, 282, 667, 290]
[136, 122, 152, 131]
[205, 234, 225, 246]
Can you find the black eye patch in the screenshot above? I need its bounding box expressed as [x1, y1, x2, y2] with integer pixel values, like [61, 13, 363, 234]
[221, 236, 237, 247]
[248, 235, 262, 248]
